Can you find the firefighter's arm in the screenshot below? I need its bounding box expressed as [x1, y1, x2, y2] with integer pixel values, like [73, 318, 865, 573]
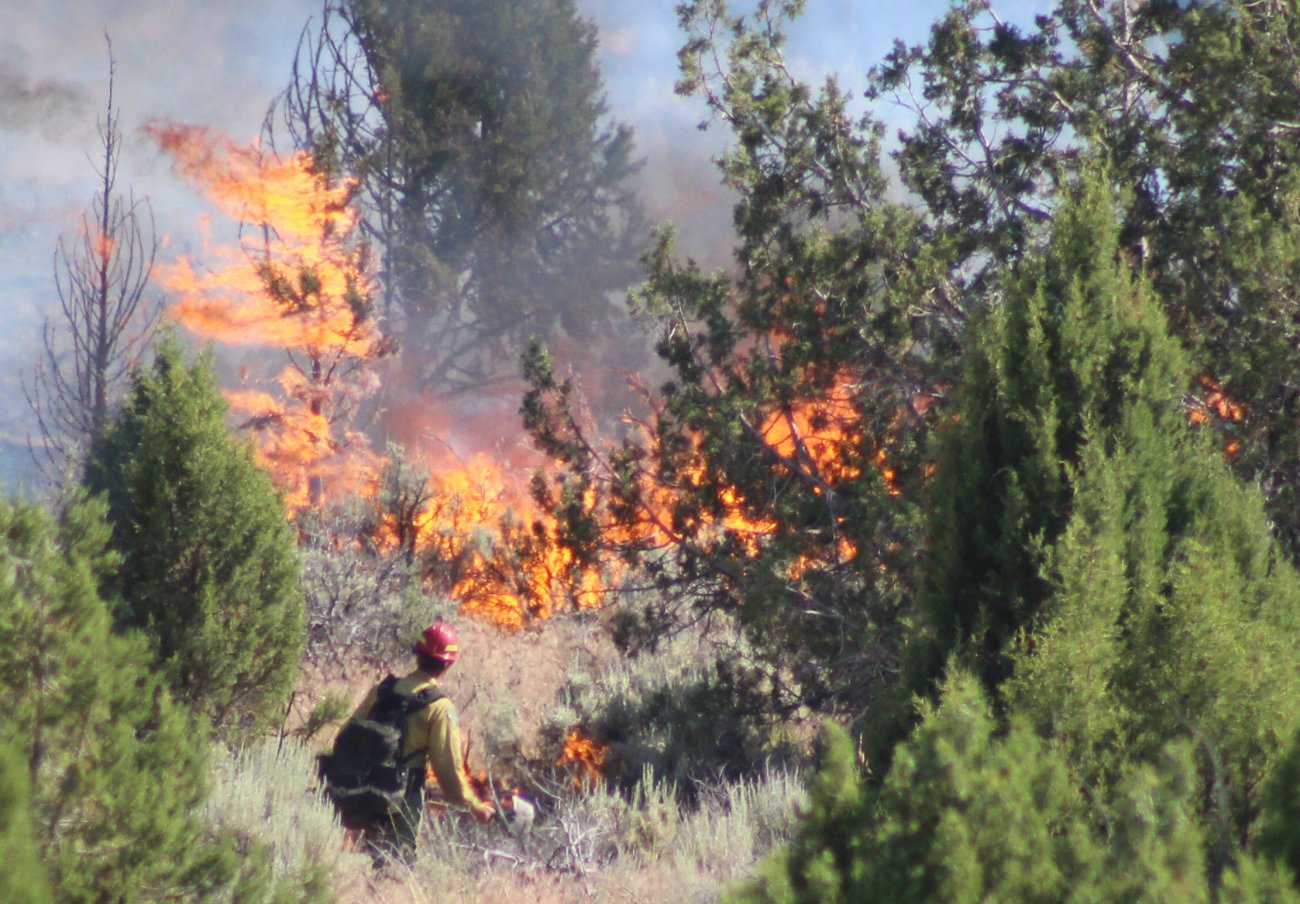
[424, 700, 493, 821]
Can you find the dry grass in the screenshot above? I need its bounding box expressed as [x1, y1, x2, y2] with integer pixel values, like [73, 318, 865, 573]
[287, 609, 615, 763]
[272, 606, 805, 903]
[391, 766, 803, 904]
[321, 765, 805, 904]
[203, 737, 367, 893]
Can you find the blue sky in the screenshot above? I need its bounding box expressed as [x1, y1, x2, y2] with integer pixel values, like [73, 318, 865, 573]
[0, 0, 1044, 487]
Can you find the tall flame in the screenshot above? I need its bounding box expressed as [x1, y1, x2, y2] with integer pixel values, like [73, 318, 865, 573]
[149, 121, 383, 510]
[149, 123, 612, 628]
[145, 124, 910, 630]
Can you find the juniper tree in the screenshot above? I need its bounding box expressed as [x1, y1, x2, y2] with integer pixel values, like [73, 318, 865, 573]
[85, 334, 304, 738]
[729, 672, 1300, 903]
[903, 175, 1300, 871]
[911, 171, 1192, 696]
[0, 492, 330, 902]
[0, 493, 218, 902]
[523, 0, 941, 722]
[872, 0, 1300, 553]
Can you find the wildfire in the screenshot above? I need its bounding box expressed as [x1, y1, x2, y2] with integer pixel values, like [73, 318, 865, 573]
[613, 374, 900, 571]
[1190, 374, 1245, 426]
[392, 451, 606, 629]
[555, 729, 609, 786]
[758, 382, 865, 488]
[1198, 374, 1245, 423]
[1189, 374, 1246, 460]
[144, 122, 909, 631]
[150, 121, 383, 509]
[148, 123, 607, 628]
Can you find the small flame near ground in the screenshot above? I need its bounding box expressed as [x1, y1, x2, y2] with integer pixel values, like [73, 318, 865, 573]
[555, 729, 609, 786]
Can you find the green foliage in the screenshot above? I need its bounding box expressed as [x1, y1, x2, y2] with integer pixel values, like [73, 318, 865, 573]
[1098, 745, 1210, 903]
[731, 168, 1300, 900]
[731, 673, 1253, 904]
[0, 739, 52, 904]
[910, 173, 1300, 855]
[0, 492, 340, 903]
[861, 678, 1098, 904]
[0, 492, 224, 901]
[85, 334, 304, 738]
[731, 675, 1100, 904]
[729, 721, 866, 904]
[1258, 726, 1300, 888]
[873, 0, 1300, 552]
[272, 0, 646, 395]
[524, 0, 942, 722]
[1219, 855, 1300, 904]
[915, 172, 1192, 695]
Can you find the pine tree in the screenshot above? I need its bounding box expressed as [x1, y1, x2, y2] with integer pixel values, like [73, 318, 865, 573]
[269, 0, 646, 397]
[85, 333, 304, 738]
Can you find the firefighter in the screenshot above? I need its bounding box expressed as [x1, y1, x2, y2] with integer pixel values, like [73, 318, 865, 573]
[348, 621, 494, 860]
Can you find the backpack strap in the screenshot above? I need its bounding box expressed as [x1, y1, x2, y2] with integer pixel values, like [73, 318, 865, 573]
[407, 686, 446, 711]
[393, 686, 449, 771]
[365, 674, 403, 720]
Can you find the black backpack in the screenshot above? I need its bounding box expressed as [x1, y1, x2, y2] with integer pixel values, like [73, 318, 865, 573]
[318, 675, 445, 828]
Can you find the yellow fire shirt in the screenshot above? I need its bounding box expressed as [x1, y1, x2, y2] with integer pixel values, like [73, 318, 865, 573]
[350, 668, 485, 809]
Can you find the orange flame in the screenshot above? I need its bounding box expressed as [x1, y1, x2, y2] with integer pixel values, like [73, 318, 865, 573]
[145, 123, 911, 631]
[149, 121, 383, 509]
[612, 373, 899, 571]
[556, 729, 609, 786]
[1190, 374, 1246, 461]
[375, 450, 607, 629]
[1198, 374, 1245, 423]
[757, 380, 865, 488]
[149, 124, 611, 629]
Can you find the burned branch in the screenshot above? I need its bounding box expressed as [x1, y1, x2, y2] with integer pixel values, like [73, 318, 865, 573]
[25, 37, 160, 480]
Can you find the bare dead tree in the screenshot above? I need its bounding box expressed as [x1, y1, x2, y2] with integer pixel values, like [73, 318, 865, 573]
[25, 36, 161, 481]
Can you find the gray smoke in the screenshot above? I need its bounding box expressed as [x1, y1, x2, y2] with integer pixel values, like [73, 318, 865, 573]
[0, 61, 89, 141]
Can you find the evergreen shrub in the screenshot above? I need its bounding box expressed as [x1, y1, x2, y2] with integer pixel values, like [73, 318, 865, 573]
[86, 334, 304, 738]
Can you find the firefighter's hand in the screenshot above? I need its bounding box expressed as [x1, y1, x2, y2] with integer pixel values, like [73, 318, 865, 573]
[472, 801, 495, 824]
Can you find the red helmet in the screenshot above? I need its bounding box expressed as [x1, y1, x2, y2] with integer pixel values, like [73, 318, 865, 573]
[414, 622, 460, 663]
